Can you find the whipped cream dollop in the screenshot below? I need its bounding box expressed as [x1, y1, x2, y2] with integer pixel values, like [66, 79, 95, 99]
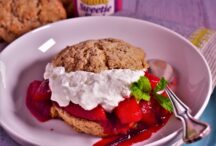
[44, 63, 145, 112]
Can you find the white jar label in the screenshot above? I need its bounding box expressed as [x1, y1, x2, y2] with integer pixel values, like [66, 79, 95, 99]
[76, 0, 115, 16]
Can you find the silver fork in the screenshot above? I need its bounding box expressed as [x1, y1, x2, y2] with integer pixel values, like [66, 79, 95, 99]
[164, 86, 211, 143]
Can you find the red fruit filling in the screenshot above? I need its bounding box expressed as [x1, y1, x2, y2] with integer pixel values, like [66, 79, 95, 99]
[144, 72, 160, 89]
[26, 80, 52, 122]
[115, 98, 142, 124]
[139, 99, 158, 126]
[33, 80, 51, 101]
[58, 103, 107, 122]
[26, 72, 173, 146]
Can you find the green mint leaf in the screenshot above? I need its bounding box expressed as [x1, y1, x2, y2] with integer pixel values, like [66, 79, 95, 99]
[154, 77, 168, 93]
[153, 77, 173, 112]
[137, 76, 152, 93]
[130, 83, 151, 101]
[154, 94, 173, 112]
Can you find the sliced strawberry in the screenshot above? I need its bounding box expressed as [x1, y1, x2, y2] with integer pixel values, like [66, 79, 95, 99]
[139, 100, 158, 127]
[114, 98, 142, 124]
[33, 80, 51, 101]
[145, 72, 160, 89]
[26, 80, 52, 122]
[63, 103, 107, 122]
[101, 112, 135, 135]
[151, 97, 171, 121]
[113, 123, 133, 135]
[145, 72, 160, 82]
[27, 80, 42, 97]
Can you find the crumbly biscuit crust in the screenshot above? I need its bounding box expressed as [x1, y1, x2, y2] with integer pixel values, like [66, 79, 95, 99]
[51, 105, 107, 137]
[52, 38, 148, 73]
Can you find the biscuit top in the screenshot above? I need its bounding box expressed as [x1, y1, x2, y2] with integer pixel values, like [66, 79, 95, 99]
[51, 38, 148, 73]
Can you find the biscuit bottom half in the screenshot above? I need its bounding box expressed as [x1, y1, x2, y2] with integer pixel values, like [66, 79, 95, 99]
[51, 105, 107, 137]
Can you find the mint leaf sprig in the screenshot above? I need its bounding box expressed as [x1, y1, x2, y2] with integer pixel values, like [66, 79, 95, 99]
[130, 76, 173, 112]
[154, 94, 173, 112]
[130, 76, 151, 101]
[153, 77, 173, 112]
[154, 77, 168, 93]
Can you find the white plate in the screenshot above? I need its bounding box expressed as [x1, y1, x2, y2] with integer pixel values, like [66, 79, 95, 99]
[0, 16, 212, 146]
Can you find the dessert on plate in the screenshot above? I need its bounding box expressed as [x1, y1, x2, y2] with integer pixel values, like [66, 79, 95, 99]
[26, 38, 173, 145]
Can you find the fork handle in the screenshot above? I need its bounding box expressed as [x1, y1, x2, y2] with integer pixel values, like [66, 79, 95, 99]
[165, 87, 210, 143]
[180, 111, 210, 143]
